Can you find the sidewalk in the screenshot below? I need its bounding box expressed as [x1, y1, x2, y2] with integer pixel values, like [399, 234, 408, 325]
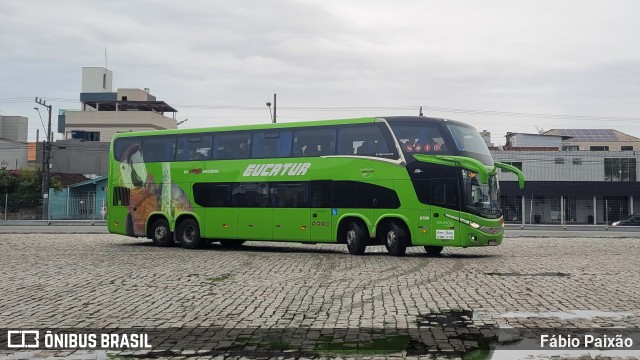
[0, 219, 107, 226]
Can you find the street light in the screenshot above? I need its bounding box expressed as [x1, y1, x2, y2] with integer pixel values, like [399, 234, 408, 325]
[33, 107, 47, 136]
[266, 102, 273, 123]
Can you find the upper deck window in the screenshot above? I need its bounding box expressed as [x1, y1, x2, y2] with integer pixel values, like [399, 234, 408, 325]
[389, 122, 452, 156]
[336, 123, 398, 160]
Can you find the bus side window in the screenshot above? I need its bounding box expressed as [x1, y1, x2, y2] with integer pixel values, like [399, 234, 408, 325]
[177, 135, 212, 161]
[142, 136, 176, 162]
[214, 133, 251, 160]
[430, 179, 459, 208]
[294, 128, 336, 157]
[310, 180, 332, 208]
[337, 124, 395, 158]
[252, 131, 292, 159]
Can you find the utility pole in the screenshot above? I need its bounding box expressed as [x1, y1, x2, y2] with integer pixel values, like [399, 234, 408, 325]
[273, 93, 277, 124]
[35, 97, 52, 220]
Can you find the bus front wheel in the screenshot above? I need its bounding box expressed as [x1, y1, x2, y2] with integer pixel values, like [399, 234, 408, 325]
[150, 218, 173, 247]
[424, 246, 443, 256]
[177, 218, 202, 249]
[345, 221, 367, 255]
[385, 222, 407, 257]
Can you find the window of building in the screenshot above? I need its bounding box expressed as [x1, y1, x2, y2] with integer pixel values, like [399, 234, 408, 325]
[621, 146, 634, 151]
[563, 145, 579, 151]
[590, 146, 609, 151]
[500, 161, 523, 172]
[604, 158, 637, 182]
[572, 158, 582, 165]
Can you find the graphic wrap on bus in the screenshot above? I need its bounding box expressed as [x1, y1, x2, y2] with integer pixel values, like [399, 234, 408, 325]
[108, 116, 525, 256]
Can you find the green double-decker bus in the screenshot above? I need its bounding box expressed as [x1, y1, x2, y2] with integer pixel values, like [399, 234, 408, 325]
[108, 116, 524, 256]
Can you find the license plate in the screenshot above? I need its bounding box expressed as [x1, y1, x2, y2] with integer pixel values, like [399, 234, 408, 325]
[488, 240, 496, 246]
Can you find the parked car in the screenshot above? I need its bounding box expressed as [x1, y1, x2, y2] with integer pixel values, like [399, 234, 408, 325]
[611, 213, 640, 226]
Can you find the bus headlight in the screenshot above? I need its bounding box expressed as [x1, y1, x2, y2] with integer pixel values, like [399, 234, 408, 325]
[469, 221, 480, 229]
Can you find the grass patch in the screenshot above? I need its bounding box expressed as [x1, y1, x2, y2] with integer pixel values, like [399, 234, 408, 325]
[210, 273, 231, 282]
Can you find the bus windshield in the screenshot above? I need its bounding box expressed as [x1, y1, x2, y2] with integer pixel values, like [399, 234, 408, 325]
[462, 170, 501, 218]
[447, 124, 492, 157]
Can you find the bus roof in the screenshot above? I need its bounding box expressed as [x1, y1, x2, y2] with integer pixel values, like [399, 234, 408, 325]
[111, 117, 378, 140]
[110, 115, 474, 141]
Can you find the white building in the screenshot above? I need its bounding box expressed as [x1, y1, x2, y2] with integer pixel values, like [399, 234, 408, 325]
[60, 67, 178, 143]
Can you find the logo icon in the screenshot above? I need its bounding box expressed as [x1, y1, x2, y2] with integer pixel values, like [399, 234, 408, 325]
[7, 330, 40, 348]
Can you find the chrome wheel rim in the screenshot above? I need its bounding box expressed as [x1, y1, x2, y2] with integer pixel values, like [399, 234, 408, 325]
[346, 229, 356, 246]
[386, 230, 397, 249]
[154, 226, 166, 240]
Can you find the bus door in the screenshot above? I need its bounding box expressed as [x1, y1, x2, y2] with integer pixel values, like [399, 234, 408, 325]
[271, 182, 310, 242]
[310, 181, 333, 242]
[234, 183, 273, 241]
[429, 178, 460, 247]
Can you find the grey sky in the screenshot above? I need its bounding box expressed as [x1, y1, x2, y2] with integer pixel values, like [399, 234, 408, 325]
[1, 0, 639, 144]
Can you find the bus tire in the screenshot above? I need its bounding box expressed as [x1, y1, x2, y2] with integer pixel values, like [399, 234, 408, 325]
[150, 218, 173, 247]
[385, 222, 407, 257]
[219, 240, 245, 247]
[177, 218, 202, 249]
[125, 213, 134, 237]
[424, 246, 443, 256]
[345, 221, 367, 255]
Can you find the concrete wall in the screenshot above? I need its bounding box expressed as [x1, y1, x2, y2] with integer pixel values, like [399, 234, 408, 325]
[510, 134, 563, 148]
[82, 67, 113, 93]
[37, 140, 110, 177]
[0, 116, 28, 169]
[562, 141, 640, 151]
[492, 150, 640, 182]
[64, 111, 177, 142]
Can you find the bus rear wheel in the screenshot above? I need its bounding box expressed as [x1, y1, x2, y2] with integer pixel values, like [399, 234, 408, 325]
[424, 246, 443, 256]
[150, 218, 173, 247]
[345, 221, 367, 255]
[177, 218, 202, 249]
[385, 222, 407, 257]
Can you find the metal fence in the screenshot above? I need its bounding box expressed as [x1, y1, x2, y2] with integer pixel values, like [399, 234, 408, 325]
[502, 195, 639, 225]
[1, 193, 107, 221]
[0, 193, 43, 220]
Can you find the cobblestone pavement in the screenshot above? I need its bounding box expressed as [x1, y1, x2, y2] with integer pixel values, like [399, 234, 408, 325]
[0, 233, 639, 359]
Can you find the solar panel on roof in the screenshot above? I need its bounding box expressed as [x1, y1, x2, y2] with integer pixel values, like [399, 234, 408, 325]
[555, 129, 619, 141]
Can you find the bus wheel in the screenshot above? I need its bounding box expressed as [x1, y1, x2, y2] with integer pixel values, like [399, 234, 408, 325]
[219, 240, 245, 247]
[177, 218, 202, 249]
[385, 222, 407, 257]
[151, 218, 173, 247]
[345, 221, 367, 255]
[424, 246, 443, 256]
